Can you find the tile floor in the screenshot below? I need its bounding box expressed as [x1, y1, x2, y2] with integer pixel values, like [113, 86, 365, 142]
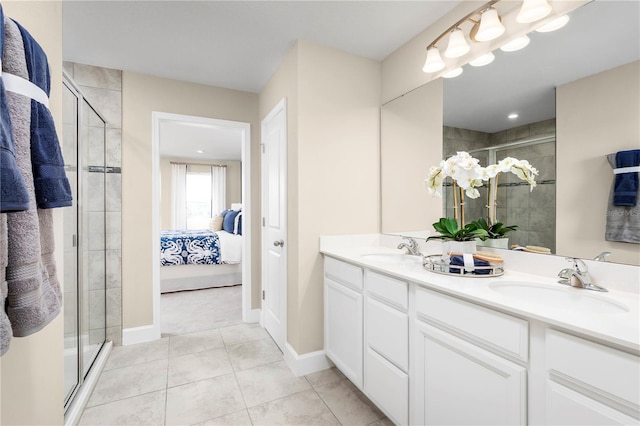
[79, 285, 391, 425]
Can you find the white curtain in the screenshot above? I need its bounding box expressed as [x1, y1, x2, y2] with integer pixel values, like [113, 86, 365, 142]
[211, 165, 227, 215]
[171, 163, 187, 229]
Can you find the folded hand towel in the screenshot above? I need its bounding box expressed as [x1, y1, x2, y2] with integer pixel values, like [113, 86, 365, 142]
[3, 17, 61, 338]
[15, 19, 72, 209]
[0, 6, 30, 213]
[614, 149, 640, 206]
[606, 153, 640, 244]
[449, 255, 491, 275]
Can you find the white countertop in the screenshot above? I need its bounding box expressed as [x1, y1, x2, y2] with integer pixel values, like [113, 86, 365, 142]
[321, 244, 640, 353]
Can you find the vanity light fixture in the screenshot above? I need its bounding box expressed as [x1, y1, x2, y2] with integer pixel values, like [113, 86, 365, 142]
[422, 0, 570, 75]
[516, 0, 552, 24]
[443, 67, 464, 78]
[536, 14, 569, 32]
[469, 52, 496, 67]
[423, 46, 445, 73]
[500, 35, 530, 52]
[444, 28, 470, 58]
[473, 7, 506, 42]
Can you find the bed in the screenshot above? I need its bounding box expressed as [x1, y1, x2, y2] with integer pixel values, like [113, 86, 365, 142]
[159, 229, 242, 293]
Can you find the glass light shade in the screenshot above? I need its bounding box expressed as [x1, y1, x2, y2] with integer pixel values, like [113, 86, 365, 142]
[443, 67, 463, 78]
[475, 8, 505, 42]
[444, 28, 470, 58]
[500, 35, 530, 52]
[423, 47, 445, 73]
[517, 0, 552, 24]
[469, 52, 495, 67]
[536, 15, 570, 32]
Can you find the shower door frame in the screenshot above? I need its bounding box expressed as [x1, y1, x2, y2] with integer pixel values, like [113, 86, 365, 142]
[62, 73, 108, 412]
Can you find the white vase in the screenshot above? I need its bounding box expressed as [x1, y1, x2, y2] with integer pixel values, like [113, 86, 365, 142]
[477, 238, 509, 249]
[442, 240, 477, 256]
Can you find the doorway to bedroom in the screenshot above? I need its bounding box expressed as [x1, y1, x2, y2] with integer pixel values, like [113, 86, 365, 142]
[152, 112, 252, 337]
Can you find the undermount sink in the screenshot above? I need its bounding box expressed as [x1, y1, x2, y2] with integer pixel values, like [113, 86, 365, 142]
[489, 281, 629, 314]
[360, 253, 423, 265]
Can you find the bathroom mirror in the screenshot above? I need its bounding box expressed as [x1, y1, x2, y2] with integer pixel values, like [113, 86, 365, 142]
[381, 0, 640, 264]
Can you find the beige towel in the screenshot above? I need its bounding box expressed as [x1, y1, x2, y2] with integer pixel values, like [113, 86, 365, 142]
[3, 17, 60, 338]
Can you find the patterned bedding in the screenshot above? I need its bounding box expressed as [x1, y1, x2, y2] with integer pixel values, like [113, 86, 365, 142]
[160, 230, 221, 266]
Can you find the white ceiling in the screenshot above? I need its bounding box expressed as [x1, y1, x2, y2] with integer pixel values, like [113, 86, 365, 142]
[63, 1, 459, 94]
[159, 121, 244, 161]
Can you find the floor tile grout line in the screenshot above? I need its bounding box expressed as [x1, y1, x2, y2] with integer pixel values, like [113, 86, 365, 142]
[312, 386, 344, 426]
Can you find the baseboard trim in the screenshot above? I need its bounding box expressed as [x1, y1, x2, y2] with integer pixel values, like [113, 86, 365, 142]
[122, 324, 161, 346]
[244, 308, 261, 323]
[284, 343, 334, 377]
[64, 341, 113, 425]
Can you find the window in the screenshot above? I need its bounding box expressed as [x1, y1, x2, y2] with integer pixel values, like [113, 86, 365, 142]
[185, 171, 212, 229]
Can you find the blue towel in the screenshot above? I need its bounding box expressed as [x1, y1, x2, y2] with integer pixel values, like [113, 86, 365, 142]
[449, 255, 491, 275]
[15, 20, 72, 209]
[0, 6, 30, 213]
[614, 149, 640, 206]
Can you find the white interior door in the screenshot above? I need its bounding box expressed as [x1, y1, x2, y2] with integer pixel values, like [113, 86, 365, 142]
[261, 99, 287, 351]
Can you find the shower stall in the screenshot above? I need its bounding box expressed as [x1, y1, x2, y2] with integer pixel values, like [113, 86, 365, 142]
[62, 74, 109, 412]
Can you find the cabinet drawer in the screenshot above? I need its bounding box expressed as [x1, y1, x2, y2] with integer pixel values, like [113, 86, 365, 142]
[366, 270, 408, 310]
[366, 296, 408, 371]
[365, 347, 408, 425]
[415, 287, 529, 361]
[546, 329, 640, 407]
[324, 257, 363, 291]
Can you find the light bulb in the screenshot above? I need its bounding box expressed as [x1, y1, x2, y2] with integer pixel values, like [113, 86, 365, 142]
[474, 8, 505, 42]
[500, 35, 530, 52]
[517, 0, 552, 24]
[469, 52, 495, 67]
[536, 15, 570, 32]
[423, 47, 445, 73]
[443, 67, 463, 79]
[444, 28, 470, 59]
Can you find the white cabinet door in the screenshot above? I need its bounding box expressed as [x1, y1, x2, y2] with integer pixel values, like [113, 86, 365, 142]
[546, 381, 637, 425]
[324, 276, 363, 388]
[365, 347, 408, 425]
[412, 321, 527, 426]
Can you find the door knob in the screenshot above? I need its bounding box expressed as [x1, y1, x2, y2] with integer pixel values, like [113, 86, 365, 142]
[273, 240, 284, 247]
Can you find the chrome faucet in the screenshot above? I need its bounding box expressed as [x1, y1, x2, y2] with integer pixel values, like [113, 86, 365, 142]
[397, 236, 421, 256]
[558, 257, 608, 292]
[593, 251, 612, 262]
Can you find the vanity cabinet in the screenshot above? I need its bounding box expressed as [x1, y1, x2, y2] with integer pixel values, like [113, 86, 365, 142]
[544, 329, 639, 425]
[412, 287, 528, 425]
[324, 257, 363, 388]
[364, 270, 409, 425]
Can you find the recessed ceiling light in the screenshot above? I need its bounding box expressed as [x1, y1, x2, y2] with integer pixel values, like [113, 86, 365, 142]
[508, 113, 519, 119]
[196, 150, 204, 154]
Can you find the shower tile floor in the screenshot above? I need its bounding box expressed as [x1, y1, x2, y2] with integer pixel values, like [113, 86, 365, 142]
[79, 285, 391, 425]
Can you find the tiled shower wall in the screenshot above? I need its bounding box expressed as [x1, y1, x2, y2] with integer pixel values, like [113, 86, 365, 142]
[64, 62, 123, 345]
[443, 118, 556, 252]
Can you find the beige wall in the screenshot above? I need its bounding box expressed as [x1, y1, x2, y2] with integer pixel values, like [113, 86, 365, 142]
[556, 61, 640, 266]
[122, 73, 260, 328]
[160, 157, 242, 230]
[0, 2, 65, 425]
[259, 41, 380, 354]
[381, 80, 443, 234]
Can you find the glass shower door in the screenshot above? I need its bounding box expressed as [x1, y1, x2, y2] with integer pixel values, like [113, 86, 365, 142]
[62, 81, 79, 405]
[62, 75, 107, 409]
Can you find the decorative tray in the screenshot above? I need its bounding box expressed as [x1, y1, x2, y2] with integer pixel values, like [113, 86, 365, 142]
[422, 254, 504, 278]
